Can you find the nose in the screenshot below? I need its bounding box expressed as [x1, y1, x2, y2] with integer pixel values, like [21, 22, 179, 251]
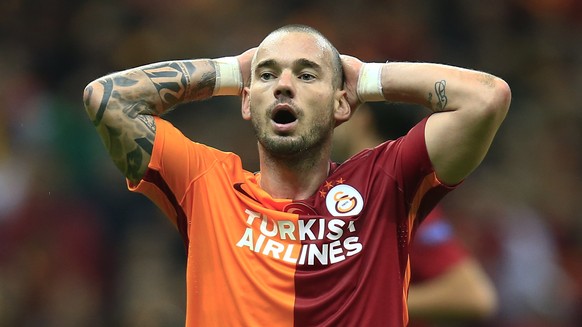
[274, 70, 295, 99]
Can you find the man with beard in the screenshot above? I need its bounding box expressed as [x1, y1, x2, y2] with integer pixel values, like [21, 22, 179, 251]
[83, 24, 510, 327]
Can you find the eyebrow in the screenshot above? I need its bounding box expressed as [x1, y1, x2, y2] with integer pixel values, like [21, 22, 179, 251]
[295, 58, 322, 72]
[255, 58, 323, 73]
[255, 59, 277, 72]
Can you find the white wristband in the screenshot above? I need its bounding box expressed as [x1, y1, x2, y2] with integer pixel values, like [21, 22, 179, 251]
[356, 63, 385, 102]
[213, 56, 243, 96]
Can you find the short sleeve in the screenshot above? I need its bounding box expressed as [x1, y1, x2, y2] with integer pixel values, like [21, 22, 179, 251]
[127, 117, 230, 229]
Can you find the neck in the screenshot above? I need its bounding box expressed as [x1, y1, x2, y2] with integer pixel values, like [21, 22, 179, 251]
[257, 143, 331, 200]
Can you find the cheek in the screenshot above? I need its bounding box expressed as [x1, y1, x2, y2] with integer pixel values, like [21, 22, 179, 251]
[312, 97, 337, 127]
[304, 90, 332, 112]
[249, 86, 272, 108]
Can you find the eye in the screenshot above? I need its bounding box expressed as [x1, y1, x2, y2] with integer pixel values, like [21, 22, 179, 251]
[298, 73, 315, 81]
[260, 72, 276, 81]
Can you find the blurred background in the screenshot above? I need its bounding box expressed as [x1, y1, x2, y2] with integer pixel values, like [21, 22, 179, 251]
[0, 0, 581, 326]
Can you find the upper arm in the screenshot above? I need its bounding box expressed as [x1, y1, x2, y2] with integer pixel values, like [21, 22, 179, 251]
[83, 59, 216, 184]
[424, 74, 511, 185]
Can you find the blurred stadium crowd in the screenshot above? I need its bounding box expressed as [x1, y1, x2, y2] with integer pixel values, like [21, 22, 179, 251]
[0, 0, 581, 326]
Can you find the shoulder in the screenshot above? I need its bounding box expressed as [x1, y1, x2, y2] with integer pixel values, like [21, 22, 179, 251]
[338, 117, 430, 177]
[154, 117, 238, 160]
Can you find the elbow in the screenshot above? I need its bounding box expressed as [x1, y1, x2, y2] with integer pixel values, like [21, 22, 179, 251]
[83, 80, 104, 120]
[83, 81, 97, 111]
[483, 77, 512, 124]
[493, 77, 512, 114]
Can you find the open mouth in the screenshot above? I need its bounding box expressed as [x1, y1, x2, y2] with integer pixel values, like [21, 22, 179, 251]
[273, 109, 297, 124]
[271, 105, 298, 125]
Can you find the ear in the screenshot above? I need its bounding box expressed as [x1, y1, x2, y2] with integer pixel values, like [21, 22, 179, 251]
[241, 86, 251, 120]
[334, 90, 351, 126]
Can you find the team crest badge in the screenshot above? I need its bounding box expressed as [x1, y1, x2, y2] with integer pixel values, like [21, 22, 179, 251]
[325, 184, 364, 217]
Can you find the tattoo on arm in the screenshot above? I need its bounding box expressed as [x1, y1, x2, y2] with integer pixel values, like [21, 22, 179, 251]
[126, 147, 145, 182]
[122, 100, 157, 118]
[428, 80, 448, 112]
[94, 78, 114, 126]
[141, 61, 215, 107]
[90, 77, 158, 182]
[434, 80, 448, 111]
[137, 114, 156, 133]
[99, 117, 155, 182]
[177, 61, 215, 99]
[143, 63, 188, 108]
[113, 75, 140, 87]
[88, 59, 217, 182]
[135, 137, 154, 155]
[196, 71, 216, 99]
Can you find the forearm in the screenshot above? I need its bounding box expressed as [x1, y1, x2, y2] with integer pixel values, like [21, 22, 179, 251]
[380, 62, 506, 114]
[373, 61, 510, 184]
[84, 59, 217, 119]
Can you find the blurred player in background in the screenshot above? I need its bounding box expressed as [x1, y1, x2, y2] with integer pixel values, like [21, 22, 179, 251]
[333, 103, 498, 326]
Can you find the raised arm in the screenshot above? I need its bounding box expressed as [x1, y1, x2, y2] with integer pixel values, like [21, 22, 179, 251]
[382, 63, 511, 184]
[82, 49, 255, 184]
[342, 57, 511, 185]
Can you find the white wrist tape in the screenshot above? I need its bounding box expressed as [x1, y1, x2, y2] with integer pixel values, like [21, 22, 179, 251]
[213, 56, 243, 96]
[356, 63, 385, 102]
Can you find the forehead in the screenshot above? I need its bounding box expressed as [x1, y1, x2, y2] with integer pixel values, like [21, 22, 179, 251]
[254, 31, 332, 68]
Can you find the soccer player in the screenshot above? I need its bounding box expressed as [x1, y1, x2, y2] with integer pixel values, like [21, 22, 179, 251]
[83, 24, 510, 326]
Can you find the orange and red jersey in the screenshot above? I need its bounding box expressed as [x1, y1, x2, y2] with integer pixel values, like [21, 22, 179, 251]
[129, 116, 456, 327]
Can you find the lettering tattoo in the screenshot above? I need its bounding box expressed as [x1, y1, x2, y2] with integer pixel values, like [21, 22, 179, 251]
[434, 80, 448, 111]
[141, 61, 214, 104]
[143, 63, 187, 106]
[428, 80, 448, 112]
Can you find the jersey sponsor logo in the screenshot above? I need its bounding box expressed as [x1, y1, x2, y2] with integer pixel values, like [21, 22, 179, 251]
[235, 209, 363, 266]
[325, 184, 364, 217]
